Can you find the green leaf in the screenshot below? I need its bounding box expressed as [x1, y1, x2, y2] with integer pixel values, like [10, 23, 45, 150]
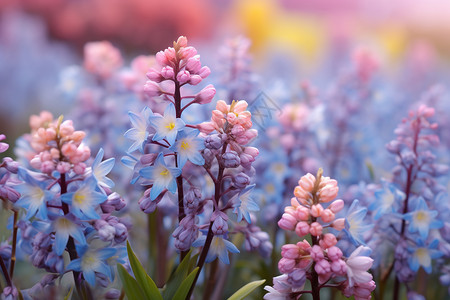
[117, 264, 146, 300]
[227, 279, 266, 300]
[162, 250, 192, 299]
[172, 267, 199, 300]
[127, 241, 163, 300]
[188, 253, 199, 273]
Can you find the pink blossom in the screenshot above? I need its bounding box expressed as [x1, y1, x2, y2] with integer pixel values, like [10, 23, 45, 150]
[84, 41, 123, 78]
[309, 222, 323, 236]
[332, 218, 345, 231]
[310, 204, 324, 218]
[278, 213, 297, 231]
[314, 259, 331, 275]
[321, 209, 335, 223]
[320, 233, 337, 249]
[327, 246, 343, 261]
[278, 258, 296, 274]
[309, 245, 324, 261]
[346, 246, 374, 287]
[329, 199, 345, 213]
[193, 84, 216, 104]
[295, 221, 310, 236]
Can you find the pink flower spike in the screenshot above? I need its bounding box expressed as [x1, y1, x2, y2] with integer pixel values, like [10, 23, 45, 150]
[295, 221, 310, 237]
[309, 222, 323, 236]
[193, 84, 216, 104]
[332, 218, 345, 231]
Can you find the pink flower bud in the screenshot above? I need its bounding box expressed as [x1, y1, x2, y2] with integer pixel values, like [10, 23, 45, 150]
[61, 143, 77, 158]
[327, 246, 343, 261]
[290, 197, 300, 207]
[71, 131, 86, 144]
[310, 245, 324, 261]
[332, 218, 345, 231]
[198, 66, 211, 78]
[50, 148, 60, 159]
[164, 48, 176, 62]
[299, 173, 315, 192]
[196, 122, 216, 134]
[295, 206, 309, 221]
[160, 66, 174, 79]
[176, 36, 188, 47]
[30, 156, 42, 169]
[295, 221, 310, 237]
[330, 260, 347, 275]
[278, 213, 297, 231]
[60, 120, 74, 137]
[294, 186, 310, 204]
[278, 258, 296, 274]
[155, 51, 169, 66]
[146, 68, 163, 82]
[329, 199, 344, 213]
[310, 204, 324, 218]
[179, 46, 197, 59]
[73, 163, 86, 175]
[309, 222, 323, 236]
[143, 80, 162, 97]
[45, 128, 56, 140]
[297, 239, 311, 251]
[189, 74, 202, 85]
[320, 233, 337, 249]
[176, 70, 191, 84]
[244, 146, 259, 158]
[41, 161, 55, 174]
[186, 55, 201, 73]
[193, 84, 216, 104]
[319, 185, 339, 202]
[216, 100, 228, 113]
[281, 244, 300, 259]
[320, 209, 335, 223]
[314, 259, 331, 275]
[57, 162, 71, 174]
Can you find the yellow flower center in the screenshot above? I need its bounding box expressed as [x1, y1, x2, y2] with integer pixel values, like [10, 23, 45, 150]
[74, 193, 86, 205]
[57, 218, 72, 230]
[181, 141, 189, 150]
[160, 168, 169, 176]
[166, 122, 175, 130]
[415, 211, 428, 222]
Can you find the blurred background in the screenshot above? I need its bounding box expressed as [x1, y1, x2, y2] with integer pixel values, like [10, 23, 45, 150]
[1, 0, 450, 143]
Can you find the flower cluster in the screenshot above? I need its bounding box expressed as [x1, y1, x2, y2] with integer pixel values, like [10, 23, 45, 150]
[265, 169, 375, 299]
[367, 104, 448, 297]
[27, 111, 90, 175]
[10, 113, 128, 298]
[121, 37, 270, 299]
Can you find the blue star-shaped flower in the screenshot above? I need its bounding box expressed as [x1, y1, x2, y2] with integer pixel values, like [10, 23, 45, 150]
[170, 129, 205, 168]
[139, 153, 181, 200]
[232, 184, 259, 223]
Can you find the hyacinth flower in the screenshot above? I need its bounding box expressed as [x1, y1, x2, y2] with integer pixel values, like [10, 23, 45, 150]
[8, 112, 128, 299]
[369, 104, 448, 299]
[264, 169, 375, 300]
[139, 153, 181, 200]
[121, 36, 270, 298]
